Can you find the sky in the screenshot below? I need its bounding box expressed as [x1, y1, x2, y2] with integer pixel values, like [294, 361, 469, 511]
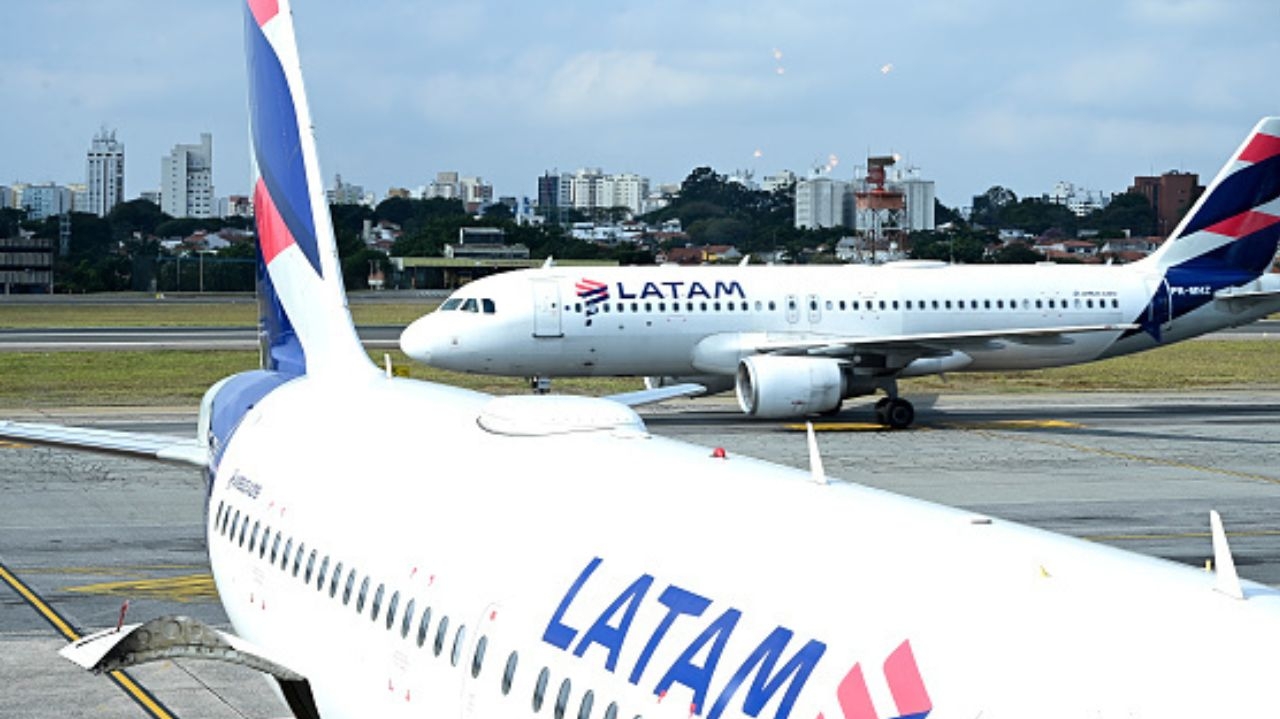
[4, 0, 1278, 210]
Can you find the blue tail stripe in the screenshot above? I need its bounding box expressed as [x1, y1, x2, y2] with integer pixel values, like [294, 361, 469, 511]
[256, 242, 307, 375]
[244, 8, 323, 277]
[1179, 154, 1280, 237]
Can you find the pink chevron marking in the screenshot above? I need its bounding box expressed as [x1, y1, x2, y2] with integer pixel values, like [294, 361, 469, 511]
[884, 640, 931, 717]
[1203, 210, 1280, 239]
[1239, 133, 1280, 164]
[254, 178, 296, 265]
[836, 663, 878, 719]
[247, 0, 279, 27]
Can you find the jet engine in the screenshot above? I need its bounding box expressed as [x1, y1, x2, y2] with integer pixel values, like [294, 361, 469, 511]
[735, 355, 846, 418]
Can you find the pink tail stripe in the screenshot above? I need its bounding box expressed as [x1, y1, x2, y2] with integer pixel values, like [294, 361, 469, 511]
[1239, 132, 1280, 164]
[884, 640, 931, 717]
[1203, 209, 1280, 239]
[247, 0, 279, 27]
[836, 664, 878, 719]
[254, 178, 296, 265]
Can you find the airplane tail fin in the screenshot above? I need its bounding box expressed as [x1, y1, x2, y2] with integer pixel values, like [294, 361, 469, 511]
[243, 0, 373, 377]
[1144, 118, 1280, 279]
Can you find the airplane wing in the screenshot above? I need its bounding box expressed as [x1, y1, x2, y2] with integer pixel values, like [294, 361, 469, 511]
[754, 323, 1137, 358]
[1214, 287, 1280, 307]
[0, 420, 207, 468]
[604, 383, 706, 407]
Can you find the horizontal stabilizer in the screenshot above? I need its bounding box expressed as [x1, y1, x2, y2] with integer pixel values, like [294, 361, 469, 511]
[605, 382, 706, 407]
[1214, 287, 1280, 306]
[0, 420, 206, 467]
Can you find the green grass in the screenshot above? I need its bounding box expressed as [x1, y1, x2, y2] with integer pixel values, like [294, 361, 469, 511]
[0, 341, 1274, 410]
[0, 300, 435, 328]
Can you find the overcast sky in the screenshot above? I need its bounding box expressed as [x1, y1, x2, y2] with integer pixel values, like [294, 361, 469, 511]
[5, 0, 1278, 209]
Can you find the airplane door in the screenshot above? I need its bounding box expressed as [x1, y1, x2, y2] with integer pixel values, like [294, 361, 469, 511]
[532, 279, 563, 338]
[807, 294, 822, 324]
[785, 294, 800, 324]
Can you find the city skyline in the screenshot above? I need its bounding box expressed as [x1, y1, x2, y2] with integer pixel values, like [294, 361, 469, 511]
[5, 1, 1276, 209]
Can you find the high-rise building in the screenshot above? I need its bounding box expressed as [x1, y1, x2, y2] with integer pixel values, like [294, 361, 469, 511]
[68, 183, 90, 213]
[161, 133, 214, 218]
[794, 177, 848, 229]
[459, 176, 493, 212]
[600, 173, 649, 215]
[0, 186, 10, 210]
[427, 171, 460, 200]
[21, 183, 72, 220]
[1129, 171, 1202, 236]
[85, 128, 125, 217]
[900, 179, 936, 231]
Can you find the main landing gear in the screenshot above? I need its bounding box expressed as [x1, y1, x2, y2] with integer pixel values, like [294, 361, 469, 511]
[874, 396, 915, 429]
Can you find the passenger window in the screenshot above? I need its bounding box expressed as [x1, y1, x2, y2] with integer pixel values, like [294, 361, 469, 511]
[755, 301, 763, 311]
[852, 301, 860, 311]
[686, 302, 694, 312]
[472, 635, 488, 678]
[767, 301, 776, 311]
[434, 616, 450, 656]
[356, 577, 370, 613]
[838, 300, 846, 310]
[555, 678, 572, 719]
[892, 300, 899, 310]
[984, 300, 992, 309]
[386, 590, 400, 630]
[215, 502, 224, 528]
[462, 298, 478, 312]
[788, 299, 797, 310]
[659, 302, 666, 312]
[502, 651, 518, 694]
[329, 561, 343, 597]
[343, 568, 356, 605]
[371, 583, 385, 621]
[809, 299, 817, 311]
[645, 302, 653, 312]
[482, 299, 496, 314]
[825, 300, 832, 310]
[316, 556, 329, 590]
[944, 300, 952, 310]
[401, 598, 415, 638]
[931, 300, 939, 309]
[996, 299, 1004, 309]
[958, 300, 965, 309]
[604, 702, 618, 719]
[905, 300, 912, 310]
[630, 302, 638, 312]
[249, 521, 259, 553]
[533, 667, 550, 712]
[270, 532, 281, 563]
[713, 302, 721, 311]
[281, 539, 293, 570]
[1087, 299, 1094, 308]
[579, 690, 595, 719]
[1035, 299, 1043, 309]
[878, 300, 886, 310]
[292, 543, 305, 577]
[417, 606, 433, 648]
[238, 516, 249, 547]
[1112, 299, 1119, 308]
[304, 549, 317, 582]
[700, 302, 707, 311]
[452, 625, 467, 666]
[229, 511, 240, 541]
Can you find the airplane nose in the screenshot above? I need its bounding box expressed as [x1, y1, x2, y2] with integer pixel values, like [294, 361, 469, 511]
[399, 317, 436, 364]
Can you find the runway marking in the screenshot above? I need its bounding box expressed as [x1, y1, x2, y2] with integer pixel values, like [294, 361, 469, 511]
[960, 428, 1280, 486]
[0, 559, 178, 719]
[788, 419, 1083, 432]
[65, 573, 218, 603]
[786, 422, 884, 432]
[0, 440, 31, 449]
[20, 564, 206, 576]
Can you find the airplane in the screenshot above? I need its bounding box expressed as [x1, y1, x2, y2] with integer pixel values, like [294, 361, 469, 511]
[400, 124, 1280, 428]
[3, 2, 1280, 717]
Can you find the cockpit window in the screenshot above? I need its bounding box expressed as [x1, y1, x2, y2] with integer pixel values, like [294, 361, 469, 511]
[461, 298, 479, 313]
[440, 298, 462, 311]
[482, 299, 496, 314]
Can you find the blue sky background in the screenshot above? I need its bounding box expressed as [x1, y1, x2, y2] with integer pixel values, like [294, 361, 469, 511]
[4, 0, 1277, 209]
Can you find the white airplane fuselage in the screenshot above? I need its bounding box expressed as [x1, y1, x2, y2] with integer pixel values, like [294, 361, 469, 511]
[403, 261, 1280, 378]
[204, 372, 1280, 718]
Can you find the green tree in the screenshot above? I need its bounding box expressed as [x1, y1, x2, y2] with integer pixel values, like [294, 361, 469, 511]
[992, 242, 1043, 264]
[1082, 193, 1156, 237]
[106, 199, 168, 241]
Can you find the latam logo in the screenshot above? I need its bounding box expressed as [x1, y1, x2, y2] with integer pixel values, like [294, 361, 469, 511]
[542, 557, 931, 719]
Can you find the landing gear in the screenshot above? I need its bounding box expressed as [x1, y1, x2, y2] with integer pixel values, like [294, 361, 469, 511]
[874, 396, 914, 429]
[529, 377, 552, 395]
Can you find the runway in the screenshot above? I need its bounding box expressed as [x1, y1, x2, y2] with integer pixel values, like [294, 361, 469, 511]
[1, 391, 1279, 717]
[0, 319, 1275, 352]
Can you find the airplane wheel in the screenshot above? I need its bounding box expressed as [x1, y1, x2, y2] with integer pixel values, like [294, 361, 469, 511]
[873, 397, 892, 426]
[885, 399, 914, 429]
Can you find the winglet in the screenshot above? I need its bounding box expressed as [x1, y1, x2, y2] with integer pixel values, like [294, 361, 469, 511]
[806, 422, 828, 485]
[543, 256, 555, 269]
[1210, 510, 1244, 600]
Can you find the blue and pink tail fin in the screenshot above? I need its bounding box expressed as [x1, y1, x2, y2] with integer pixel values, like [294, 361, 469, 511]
[1146, 117, 1280, 279]
[243, 0, 373, 377]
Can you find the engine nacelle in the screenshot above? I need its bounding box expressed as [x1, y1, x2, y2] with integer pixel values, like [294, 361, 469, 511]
[645, 374, 736, 396]
[735, 355, 845, 418]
